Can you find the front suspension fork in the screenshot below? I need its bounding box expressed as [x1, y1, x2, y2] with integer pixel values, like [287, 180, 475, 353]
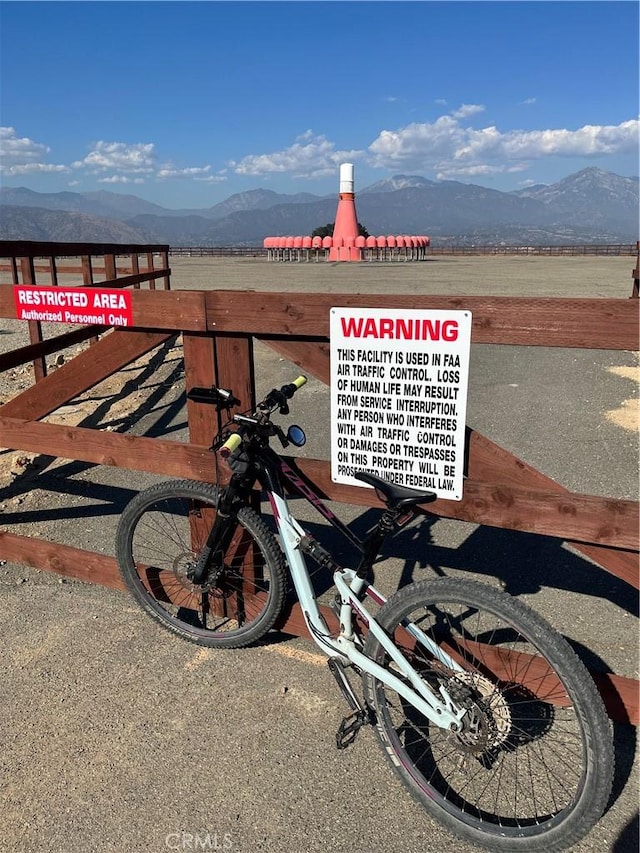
[190, 483, 241, 584]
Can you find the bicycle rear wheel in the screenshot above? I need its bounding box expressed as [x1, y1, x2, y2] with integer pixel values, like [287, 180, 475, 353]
[116, 479, 287, 648]
[363, 578, 613, 852]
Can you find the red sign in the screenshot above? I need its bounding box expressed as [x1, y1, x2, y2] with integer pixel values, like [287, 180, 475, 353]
[13, 286, 134, 327]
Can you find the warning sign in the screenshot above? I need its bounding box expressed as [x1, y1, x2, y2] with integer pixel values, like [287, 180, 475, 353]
[330, 307, 472, 501]
[13, 286, 134, 327]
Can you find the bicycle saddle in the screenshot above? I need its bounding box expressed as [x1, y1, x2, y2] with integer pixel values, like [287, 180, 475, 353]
[354, 471, 438, 508]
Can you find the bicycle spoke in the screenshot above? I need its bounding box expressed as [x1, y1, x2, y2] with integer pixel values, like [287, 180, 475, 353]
[364, 578, 612, 848]
[117, 481, 286, 648]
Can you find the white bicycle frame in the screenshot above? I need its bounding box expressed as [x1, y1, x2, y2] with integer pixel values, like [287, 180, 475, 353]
[269, 490, 467, 732]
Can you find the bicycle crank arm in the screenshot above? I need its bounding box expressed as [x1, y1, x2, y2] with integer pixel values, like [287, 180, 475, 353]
[327, 656, 367, 714]
[327, 657, 372, 749]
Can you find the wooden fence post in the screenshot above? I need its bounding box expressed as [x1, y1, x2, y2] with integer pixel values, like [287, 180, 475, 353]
[19, 256, 46, 382]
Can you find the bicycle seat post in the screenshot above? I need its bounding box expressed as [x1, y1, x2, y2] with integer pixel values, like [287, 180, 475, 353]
[355, 508, 397, 580]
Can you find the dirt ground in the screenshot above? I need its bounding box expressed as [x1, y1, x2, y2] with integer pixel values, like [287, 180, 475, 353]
[0, 255, 638, 853]
[166, 253, 636, 297]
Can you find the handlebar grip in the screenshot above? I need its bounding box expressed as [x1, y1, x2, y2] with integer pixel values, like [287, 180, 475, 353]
[280, 375, 308, 400]
[218, 432, 242, 459]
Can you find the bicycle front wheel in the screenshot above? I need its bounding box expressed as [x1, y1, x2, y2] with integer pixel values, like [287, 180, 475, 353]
[363, 578, 613, 852]
[116, 479, 287, 649]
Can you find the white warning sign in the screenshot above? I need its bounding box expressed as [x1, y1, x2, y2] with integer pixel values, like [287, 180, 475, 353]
[330, 307, 472, 501]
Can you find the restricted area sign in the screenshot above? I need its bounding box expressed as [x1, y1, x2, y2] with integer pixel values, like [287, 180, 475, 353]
[13, 286, 134, 327]
[330, 307, 472, 501]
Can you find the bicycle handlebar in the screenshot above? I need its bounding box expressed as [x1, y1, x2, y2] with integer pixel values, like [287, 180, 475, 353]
[219, 432, 243, 458]
[289, 375, 308, 392]
[217, 376, 307, 459]
[260, 375, 307, 410]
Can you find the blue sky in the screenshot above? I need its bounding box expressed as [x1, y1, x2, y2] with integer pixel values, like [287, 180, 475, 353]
[0, 1, 638, 209]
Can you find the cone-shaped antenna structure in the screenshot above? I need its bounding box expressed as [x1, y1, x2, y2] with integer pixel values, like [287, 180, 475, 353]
[329, 163, 361, 261]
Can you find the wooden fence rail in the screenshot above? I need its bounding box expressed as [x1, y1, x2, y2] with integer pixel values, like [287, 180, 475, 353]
[164, 244, 639, 258]
[427, 243, 639, 256]
[0, 240, 637, 725]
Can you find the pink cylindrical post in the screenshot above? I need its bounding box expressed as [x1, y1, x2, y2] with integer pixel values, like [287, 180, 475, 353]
[329, 163, 362, 261]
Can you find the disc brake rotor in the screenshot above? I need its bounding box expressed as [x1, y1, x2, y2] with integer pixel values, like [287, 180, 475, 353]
[449, 671, 512, 752]
[171, 551, 219, 593]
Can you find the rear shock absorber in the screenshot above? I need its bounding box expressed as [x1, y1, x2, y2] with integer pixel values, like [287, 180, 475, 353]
[298, 534, 341, 573]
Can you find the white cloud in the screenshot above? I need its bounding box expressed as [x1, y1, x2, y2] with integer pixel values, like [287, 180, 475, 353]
[70, 140, 216, 185]
[521, 97, 537, 105]
[2, 162, 70, 175]
[1, 126, 47, 160]
[230, 132, 364, 178]
[195, 174, 228, 184]
[501, 121, 639, 158]
[368, 112, 640, 177]
[436, 162, 528, 180]
[451, 104, 485, 119]
[369, 116, 466, 165]
[72, 141, 156, 174]
[98, 175, 145, 184]
[157, 165, 212, 180]
[0, 126, 70, 175]
[0, 128, 223, 187]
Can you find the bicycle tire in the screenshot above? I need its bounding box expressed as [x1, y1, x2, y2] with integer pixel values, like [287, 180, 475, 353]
[116, 479, 287, 649]
[363, 577, 613, 852]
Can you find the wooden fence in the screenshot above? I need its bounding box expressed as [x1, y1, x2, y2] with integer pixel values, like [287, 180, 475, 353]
[0, 240, 638, 725]
[427, 243, 639, 256]
[166, 244, 639, 258]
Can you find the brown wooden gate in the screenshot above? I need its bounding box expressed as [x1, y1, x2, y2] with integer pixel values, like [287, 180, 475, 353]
[0, 240, 638, 725]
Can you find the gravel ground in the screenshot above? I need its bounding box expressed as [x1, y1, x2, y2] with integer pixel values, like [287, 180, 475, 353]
[0, 255, 638, 853]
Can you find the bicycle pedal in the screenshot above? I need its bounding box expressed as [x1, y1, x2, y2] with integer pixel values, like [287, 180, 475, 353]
[336, 710, 368, 750]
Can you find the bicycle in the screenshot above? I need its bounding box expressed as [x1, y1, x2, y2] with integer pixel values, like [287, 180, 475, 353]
[116, 376, 614, 852]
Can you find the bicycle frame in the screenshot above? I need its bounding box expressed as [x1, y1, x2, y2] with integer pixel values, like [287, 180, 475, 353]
[232, 446, 468, 732]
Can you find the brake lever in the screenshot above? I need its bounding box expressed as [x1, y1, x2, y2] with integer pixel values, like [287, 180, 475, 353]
[275, 425, 290, 448]
[210, 431, 230, 452]
[187, 386, 240, 410]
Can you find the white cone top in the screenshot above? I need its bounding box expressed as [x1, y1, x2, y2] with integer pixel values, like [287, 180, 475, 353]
[339, 163, 354, 194]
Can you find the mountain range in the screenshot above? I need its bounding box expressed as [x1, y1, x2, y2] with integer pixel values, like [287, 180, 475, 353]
[0, 168, 637, 247]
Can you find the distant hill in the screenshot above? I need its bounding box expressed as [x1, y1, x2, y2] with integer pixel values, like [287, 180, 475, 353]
[200, 188, 325, 221]
[0, 185, 325, 221]
[1, 167, 637, 246]
[0, 205, 149, 243]
[128, 198, 339, 245]
[0, 186, 169, 220]
[360, 174, 436, 193]
[508, 168, 639, 235]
